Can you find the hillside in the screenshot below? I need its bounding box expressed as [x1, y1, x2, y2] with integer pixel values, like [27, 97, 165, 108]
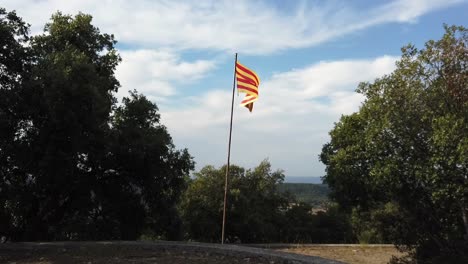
[278, 183, 330, 207]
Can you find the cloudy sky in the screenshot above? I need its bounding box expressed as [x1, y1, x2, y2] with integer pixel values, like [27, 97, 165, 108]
[4, 0, 467, 179]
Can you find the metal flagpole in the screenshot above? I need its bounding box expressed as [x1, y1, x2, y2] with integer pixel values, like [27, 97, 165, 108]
[221, 53, 238, 244]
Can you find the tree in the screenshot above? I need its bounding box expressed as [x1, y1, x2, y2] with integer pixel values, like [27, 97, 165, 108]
[0, 7, 31, 241]
[0, 10, 194, 241]
[0, 8, 29, 90]
[180, 160, 353, 243]
[104, 91, 194, 240]
[14, 11, 122, 241]
[180, 160, 289, 243]
[321, 25, 467, 263]
[281, 202, 354, 243]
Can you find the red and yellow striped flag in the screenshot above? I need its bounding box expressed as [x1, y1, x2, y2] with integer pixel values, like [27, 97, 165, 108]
[236, 61, 260, 112]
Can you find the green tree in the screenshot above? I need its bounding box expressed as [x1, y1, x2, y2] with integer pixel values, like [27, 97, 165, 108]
[104, 91, 194, 240]
[181, 160, 353, 243]
[281, 202, 353, 243]
[15, 11, 122, 241]
[0, 8, 29, 90]
[0, 7, 31, 241]
[321, 25, 467, 263]
[180, 160, 289, 243]
[0, 10, 193, 241]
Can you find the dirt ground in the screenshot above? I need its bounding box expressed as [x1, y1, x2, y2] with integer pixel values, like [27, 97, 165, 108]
[1, 252, 275, 264]
[0, 242, 406, 264]
[0, 243, 301, 264]
[281, 245, 405, 264]
[0, 247, 283, 264]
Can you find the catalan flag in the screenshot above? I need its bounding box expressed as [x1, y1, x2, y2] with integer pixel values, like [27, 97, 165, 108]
[235, 61, 260, 112]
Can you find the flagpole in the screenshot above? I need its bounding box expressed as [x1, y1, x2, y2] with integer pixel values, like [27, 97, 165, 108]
[221, 53, 237, 244]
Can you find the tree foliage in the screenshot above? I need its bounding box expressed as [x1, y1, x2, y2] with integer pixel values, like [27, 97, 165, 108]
[0, 7, 32, 241]
[181, 160, 288, 243]
[0, 9, 193, 241]
[180, 160, 352, 243]
[321, 25, 467, 263]
[106, 91, 194, 240]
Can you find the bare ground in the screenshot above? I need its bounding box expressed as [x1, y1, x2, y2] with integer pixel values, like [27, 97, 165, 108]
[0, 242, 343, 264]
[1, 248, 276, 264]
[0, 242, 406, 264]
[281, 245, 405, 264]
[1, 246, 283, 264]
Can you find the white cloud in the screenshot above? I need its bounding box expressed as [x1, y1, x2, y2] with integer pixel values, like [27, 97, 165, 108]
[263, 56, 397, 102]
[115, 49, 216, 100]
[3, 0, 463, 176]
[162, 56, 398, 175]
[3, 0, 465, 54]
[376, 0, 463, 23]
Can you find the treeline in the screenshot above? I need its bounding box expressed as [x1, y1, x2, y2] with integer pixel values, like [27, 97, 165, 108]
[180, 161, 352, 243]
[278, 183, 329, 207]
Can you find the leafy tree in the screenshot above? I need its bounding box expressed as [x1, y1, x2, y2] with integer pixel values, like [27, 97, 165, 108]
[0, 10, 193, 241]
[104, 91, 194, 240]
[282, 202, 353, 243]
[0, 8, 29, 90]
[180, 160, 289, 243]
[0, 7, 31, 241]
[14, 11, 122, 241]
[321, 25, 467, 263]
[181, 160, 353, 243]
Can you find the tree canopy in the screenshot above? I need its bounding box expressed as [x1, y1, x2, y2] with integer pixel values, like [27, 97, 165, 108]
[180, 160, 351, 243]
[0, 9, 193, 241]
[321, 25, 467, 263]
[180, 160, 288, 243]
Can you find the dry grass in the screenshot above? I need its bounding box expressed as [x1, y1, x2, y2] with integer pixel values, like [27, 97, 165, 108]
[281, 245, 406, 264]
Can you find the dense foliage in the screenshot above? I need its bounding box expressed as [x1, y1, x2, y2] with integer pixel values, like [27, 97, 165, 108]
[181, 161, 288, 243]
[321, 26, 467, 263]
[180, 161, 351, 243]
[0, 9, 193, 241]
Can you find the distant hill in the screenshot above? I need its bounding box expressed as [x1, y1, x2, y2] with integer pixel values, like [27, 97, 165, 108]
[284, 176, 322, 184]
[278, 183, 329, 207]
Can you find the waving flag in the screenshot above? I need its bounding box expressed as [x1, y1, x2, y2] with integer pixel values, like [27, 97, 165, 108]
[235, 61, 260, 112]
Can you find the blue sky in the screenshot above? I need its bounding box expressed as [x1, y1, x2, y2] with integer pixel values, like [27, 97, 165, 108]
[4, 0, 468, 179]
